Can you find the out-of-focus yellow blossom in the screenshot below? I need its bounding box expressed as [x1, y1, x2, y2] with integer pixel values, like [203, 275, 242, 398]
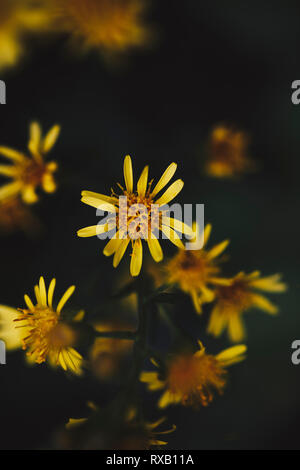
[205, 125, 255, 178]
[207, 271, 287, 342]
[47, 0, 150, 54]
[0, 304, 24, 350]
[141, 342, 246, 409]
[78, 155, 192, 277]
[0, 194, 39, 234]
[0, 121, 60, 204]
[11, 276, 83, 375]
[90, 321, 134, 380]
[0, 0, 51, 71]
[164, 223, 230, 313]
[66, 408, 175, 449]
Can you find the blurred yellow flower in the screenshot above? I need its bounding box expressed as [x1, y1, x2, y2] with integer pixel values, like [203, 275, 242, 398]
[164, 223, 230, 313]
[205, 125, 255, 178]
[90, 321, 134, 380]
[207, 271, 287, 342]
[0, 121, 60, 204]
[48, 0, 150, 54]
[66, 408, 175, 449]
[13, 276, 83, 375]
[0, 304, 24, 350]
[0, 0, 51, 71]
[78, 155, 192, 277]
[141, 342, 246, 409]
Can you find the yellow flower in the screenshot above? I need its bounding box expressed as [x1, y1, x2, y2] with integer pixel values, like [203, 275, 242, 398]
[48, 0, 150, 54]
[66, 407, 175, 449]
[0, 0, 51, 71]
[207, 271, 287, 342]
[78, 155, 192, 277]
[90, 321, 134, 380]
[163, 223, 230, 313]
[0, 121, 60, 204]
[205, 125, 255, 178]
[14, 276, 83, 375]
[140, 342, 246, 409]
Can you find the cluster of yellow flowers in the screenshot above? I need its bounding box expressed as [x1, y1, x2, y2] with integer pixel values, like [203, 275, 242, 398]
[0, 0, 151, 72]
[0, 1, 286, 451]
[0, 132, 286, 447]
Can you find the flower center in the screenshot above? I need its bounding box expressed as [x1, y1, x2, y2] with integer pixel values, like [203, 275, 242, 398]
[218, 281, 252, 311]
[166, 251, 219, 289]
[167, 354, 226, 407]
[110, 186, 160, 239]
[20, 159, 45, 186]
[17, 307, 75, 364]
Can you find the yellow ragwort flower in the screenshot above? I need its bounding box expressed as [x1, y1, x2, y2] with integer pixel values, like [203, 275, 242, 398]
[13, 276, 83, 375]
[207, 271, 287, 342]
[0, 0, 51, 71]
[78, 155, 192, 277]
[48, 0, 150, 54]
[140, 342, 246, 409]
[0, 121, 60, 204]
[164, 223, 230, 313]
[66, 408, 175, 449]
[205, 125, 255, 178]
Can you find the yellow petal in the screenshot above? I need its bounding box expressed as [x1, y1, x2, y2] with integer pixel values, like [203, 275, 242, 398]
[66, 418, 87, 430]
[151, 162, 177, 197]
[148, 236, 163, 262]
[22, 185, 38, 204]
[216, 344, 247, 367]
[42, 125, 60, 153]
[250, 274, 287, 293]
[160, 225, 185, 249]
[42, 173, 56, 193]
[0, 146, 25, 163]
[73, 310, 85, 322]
[251, 293, 278, 315]
[137, 165, 148, 197]
[158, 390, 174, 409]
[81, 190, 118, 205]
[203, 224, 212, 246]
[39, 276, 47, 306]
[206, 239, 229, 260]
[28, 122, 41, 158]
[161, 216, 194, 236]
[48, 278, 56, 308]
[57, 285, 75, 314]
[228, 315, 246, 342]
[0, 181, 22, 201]
[81, 196, 116, 213]
[0, 165, 17, 177]
[123, 155, 133, 193]
[34, 285, 41, 305]
[155, 179, 184, 206]
[103, 235, 123, 257]
[77, 225, 109, 238]
[113, 238, 130, 267]
[130, 239, 143, 277]
[207, 305, 227, 337]
[191, 289, 202, 314]
[24, 294, 35, 310]
[140, 371, 159, 382]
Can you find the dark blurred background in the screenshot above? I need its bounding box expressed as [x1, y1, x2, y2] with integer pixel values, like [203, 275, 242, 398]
[0, 0, 300, 449]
